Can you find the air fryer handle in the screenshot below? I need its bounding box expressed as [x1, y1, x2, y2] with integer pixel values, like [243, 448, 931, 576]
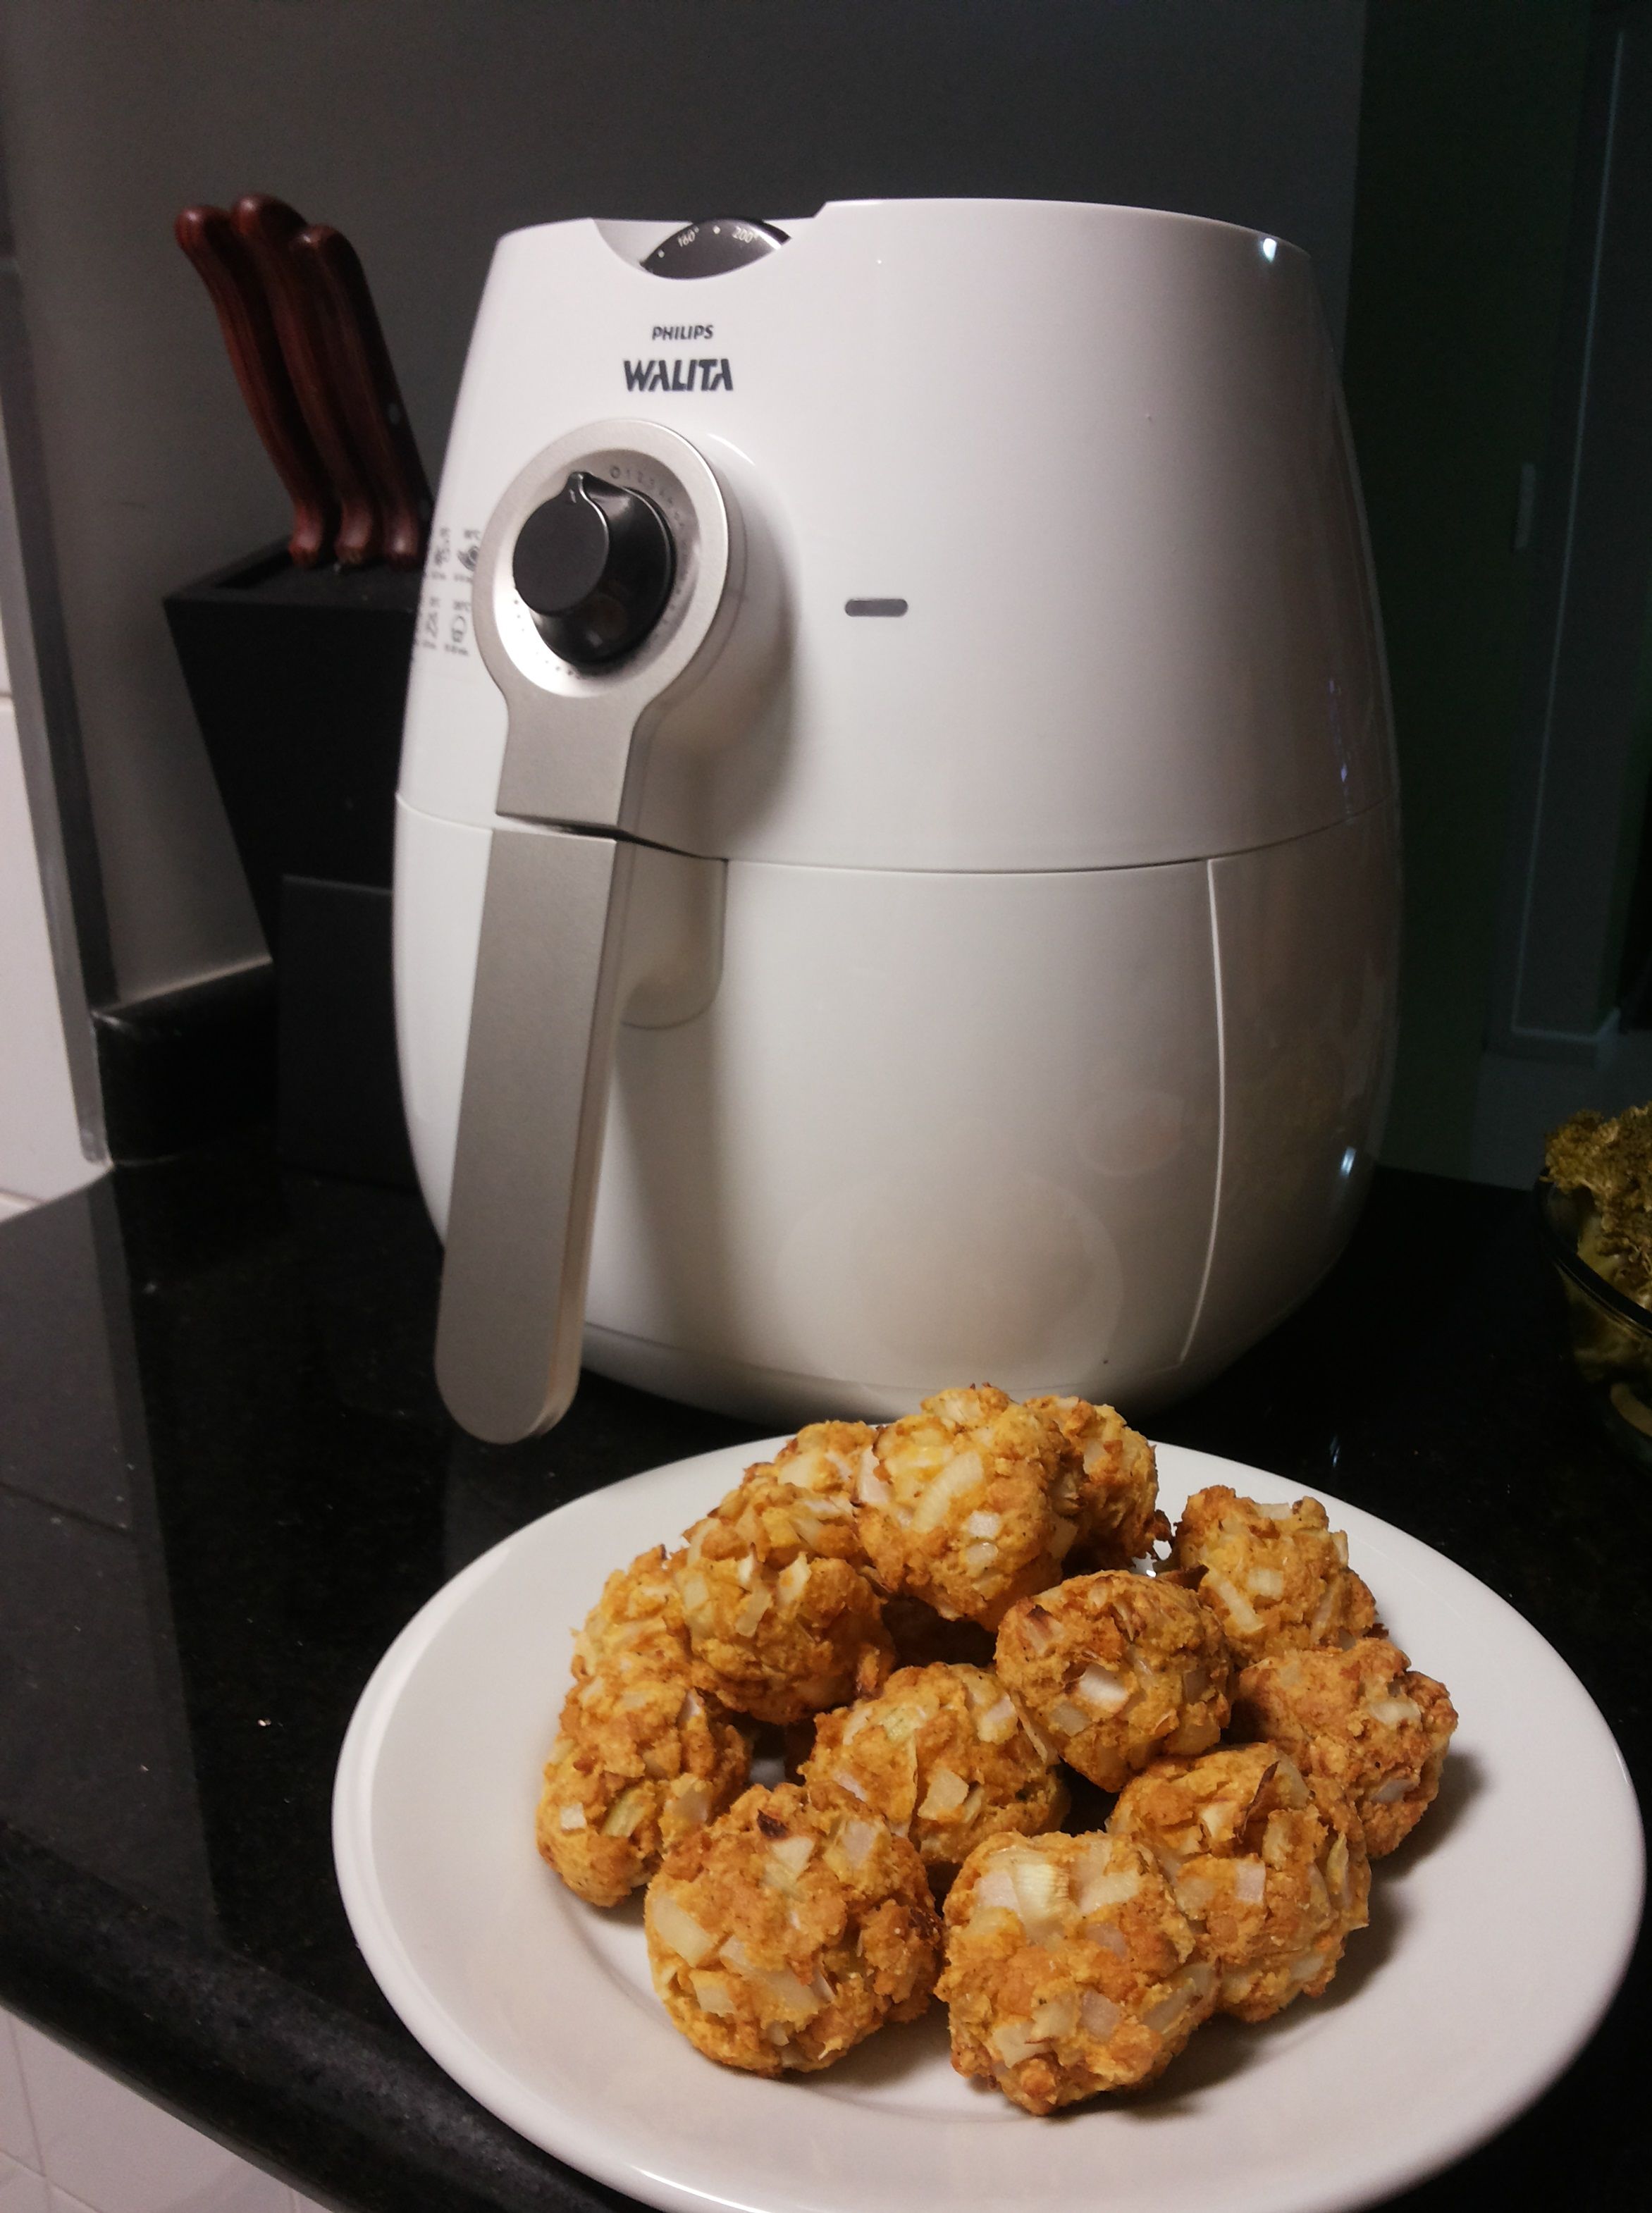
[434, 822, 636, 1443]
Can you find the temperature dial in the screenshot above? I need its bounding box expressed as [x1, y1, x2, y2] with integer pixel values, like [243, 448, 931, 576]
[512, 472, 675, 667]
[643, 219, 789, 278]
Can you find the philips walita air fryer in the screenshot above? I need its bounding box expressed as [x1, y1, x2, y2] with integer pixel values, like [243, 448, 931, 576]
[394, 200, 1398, 1443]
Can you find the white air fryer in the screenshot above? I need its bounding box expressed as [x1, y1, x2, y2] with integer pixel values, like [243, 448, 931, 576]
[395, 199, 1398, 1443]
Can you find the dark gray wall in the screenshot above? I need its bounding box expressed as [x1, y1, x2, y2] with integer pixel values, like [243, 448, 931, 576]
[0, 0, 1366, 1002]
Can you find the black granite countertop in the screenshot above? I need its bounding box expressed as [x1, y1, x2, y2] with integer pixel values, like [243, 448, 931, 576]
[0, 1140, 1645, 2213]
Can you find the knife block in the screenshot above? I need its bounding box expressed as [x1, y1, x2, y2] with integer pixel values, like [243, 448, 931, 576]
[165, 545, 420, 1185]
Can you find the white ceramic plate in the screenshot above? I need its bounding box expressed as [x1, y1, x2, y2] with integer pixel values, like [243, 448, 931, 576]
[334, 1441, 1643, 2213]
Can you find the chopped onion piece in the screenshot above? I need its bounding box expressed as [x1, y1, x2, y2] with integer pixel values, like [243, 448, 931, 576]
[839, 1818, 881, 1868]
[1144, 1987, 1193, 2037]
[1008, 1850, 1071, 1945]
[680, 1574, 712, 1628]
[734, 1585, 772, 1638]
[1233, 1856, 1267, 1904]
[1074, 1665, 1131, 1716]
[1030, 1991, 1077, 2042]
[1076, 1861, 1142, 1915]
[1325, 1837, 1349, 1895]
[690, 1971, 736, 2016]
[776, 1557, 811, 1608]
[964, 1542, 999, 1575]
[880, 1702, 923, 1745]
[1262, 1811, 1295, 1868]
[1085, 1919, 1128, 1957]
[1290, 1949, 1325, 1983]
[912, 1453, 985, 1532]
[830, 1768, 869, 1802]
[1019, 1710, 1057, 1763]
[720, 1936, 756, 1975]
[1050, 1701, 1090, 1738]
[959, 1784, 985, 1825]
[1174, 1872, 1215, 1916]
[918, 1765, 970, 1818]
[670, 1779, 712, 1829]
[770, 1833, 817, 1875]
[989, 2018, 1046, 2066]
[1080, 1988, 1122, 2037]
[975, 1694, 1019, 1744]
[973, 1865, 1020, 1916]
[677, 1689, 704, 1725]
[1367, 1694, 1422, 1728]
[557, 1802, 586, 1832]
[1252, 1500, 1293, 1519]
[1332, 1529, 1349, 1565]
[1019, 1607, 1059, 1656]
[1144, 1962, 1214, 2035]
[735, 1552, 756, 1589]
[1372, 1773, 1416, 1804]
[1245, 1566, 1286, 1600]
[1207, 1574, 1262, 1635]
[856, 1464, 892, 1508]
[756, 1966, 824, 2016]
[602, 1785, 650, 1837]
[964, 1510, 1003, 1539]
[1198, 1799, 1240, 1843]
[651, 1893, 718, 1965]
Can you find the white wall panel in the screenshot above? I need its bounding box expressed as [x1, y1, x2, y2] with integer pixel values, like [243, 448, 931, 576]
[6, 2019, 295, 2213]
[0, 690, 99, 1204]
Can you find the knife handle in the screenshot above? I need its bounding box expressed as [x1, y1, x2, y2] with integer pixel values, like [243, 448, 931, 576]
[231, 194, 380, 567]
[293, 225, 431, 571]
[174, 205, 333, 567]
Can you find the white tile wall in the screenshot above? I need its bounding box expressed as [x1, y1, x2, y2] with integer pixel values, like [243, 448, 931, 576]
[0, 2155, 51, 2213]
[0, 2013, 326, 2213]
[0, 2017, 38, 2166]
[0, 598, 104, 1214]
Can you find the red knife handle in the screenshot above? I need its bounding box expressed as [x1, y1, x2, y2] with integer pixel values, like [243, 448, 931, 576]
[294, 225, 431, 571]
[232, 194, 380, 566]
[175, 204, 333, 567]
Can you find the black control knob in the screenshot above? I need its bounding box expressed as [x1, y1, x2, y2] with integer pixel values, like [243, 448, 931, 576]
[643, 218, 789, 279]
[512, 472, 675, 667]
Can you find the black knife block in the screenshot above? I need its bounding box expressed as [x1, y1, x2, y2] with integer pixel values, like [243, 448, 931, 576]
[165, 545, 421, 1186]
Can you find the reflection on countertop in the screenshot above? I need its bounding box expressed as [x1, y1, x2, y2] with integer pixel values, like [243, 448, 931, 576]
[0, 1133, 1645, 2213]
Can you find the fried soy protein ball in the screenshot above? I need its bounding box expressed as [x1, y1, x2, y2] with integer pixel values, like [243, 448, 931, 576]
[1168, 1487, 1378, 1664]
[1109, 1745, 1369, 2020]
[536, 1548, 751, 1907]
[858, 1386, 1076, 1628]
[645, 1782, 942, 2075]
[802, 1663, 1068, 1883]
[710, 1422, 877, 1568]
[1231, 1638, 1458, 1856]
[1023, 1395, 1168, 1569]
[939, 1831, 1216, 2113]
[674, 1498, 893, 1725]
[995, 1572, 1231, 1791]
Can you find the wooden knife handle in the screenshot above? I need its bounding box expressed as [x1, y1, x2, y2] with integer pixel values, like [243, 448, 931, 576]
[174, 204, 333, 567]
[293, 225, 431, 570]
[231, 194, 380, 566]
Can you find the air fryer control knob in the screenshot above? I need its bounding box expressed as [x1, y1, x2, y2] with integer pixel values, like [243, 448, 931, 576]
[512, 471, 675, 667]
[643, 218, 788, 278]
